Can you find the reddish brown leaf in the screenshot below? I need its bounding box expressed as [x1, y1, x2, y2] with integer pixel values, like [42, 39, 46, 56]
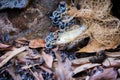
[29, 39, 45, 48]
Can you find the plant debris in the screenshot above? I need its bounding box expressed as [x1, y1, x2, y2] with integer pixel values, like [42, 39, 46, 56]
[0, 0, 120, 80]
[29, 39, 45, 48]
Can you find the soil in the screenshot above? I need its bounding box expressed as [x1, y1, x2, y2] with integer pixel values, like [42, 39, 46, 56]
[0, 0, 119, 42]
[0, 0, 60, 43]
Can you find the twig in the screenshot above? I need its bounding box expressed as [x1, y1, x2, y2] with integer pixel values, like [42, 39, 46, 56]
[26, 63, 40, 80]
[0, 47, 27, 68]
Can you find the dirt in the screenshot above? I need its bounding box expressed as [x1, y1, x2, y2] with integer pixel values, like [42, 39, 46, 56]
[0, 0, 119, 42]
[0, 0, 60, 42]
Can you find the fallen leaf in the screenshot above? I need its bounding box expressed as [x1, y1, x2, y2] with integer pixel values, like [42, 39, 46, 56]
[53, 50, 74, 80]
[29, 39, 45, 48]
[106, 52, 120, 58]
[54, 59, 74, 80]
[102, 58, 120, 68]
[71, 57, 91, 66]
[89, 67, 118, 80]
[42, 51, 53, 68]
[72, 63, 101, 77]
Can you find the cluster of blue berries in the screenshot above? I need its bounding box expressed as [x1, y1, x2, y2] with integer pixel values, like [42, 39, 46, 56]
[45, 1, 75, 49]
[45, 32, 54, 49]
[49, 1, 75, 29]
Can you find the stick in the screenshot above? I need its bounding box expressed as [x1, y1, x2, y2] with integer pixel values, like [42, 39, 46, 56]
[0, 47, 27, 68]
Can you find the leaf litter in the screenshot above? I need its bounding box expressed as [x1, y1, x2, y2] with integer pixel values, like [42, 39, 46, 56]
[0, 0, 120, 80]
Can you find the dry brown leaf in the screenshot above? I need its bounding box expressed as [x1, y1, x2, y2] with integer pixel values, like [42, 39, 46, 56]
[102, 58, 120, 68]
[29, 39, 45, 48]
[89, 68, 118, 80]
[53, 49, 74, 80]
[106, 52, 120, 57]
[54, 59, 74, 80]
[42, 51, 53, 68]
[71, 57, 92, 66]
[72, 63, 101, 77]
